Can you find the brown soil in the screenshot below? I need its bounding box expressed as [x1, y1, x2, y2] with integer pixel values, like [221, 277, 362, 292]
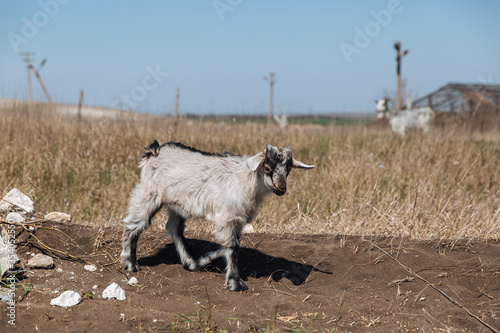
[1, 222, 499, 332]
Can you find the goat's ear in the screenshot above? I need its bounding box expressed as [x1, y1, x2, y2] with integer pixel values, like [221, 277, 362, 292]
[283, 144, 292, 157]
[292, 158, 315, 169]
[265, 142, 274, 155]
[246, 152, 265, 172]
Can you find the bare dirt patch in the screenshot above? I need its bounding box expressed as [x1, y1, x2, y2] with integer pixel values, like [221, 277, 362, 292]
[1, 222, 499, 332]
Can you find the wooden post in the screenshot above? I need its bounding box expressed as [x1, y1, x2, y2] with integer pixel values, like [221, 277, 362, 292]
[266, 72, 275, 124]
[394, 42, 408, 111]
[77, 90, 83, 121]
[395, 42, 401, 111]
[31, 66, 53, 104]
[174, 88, 179, 118]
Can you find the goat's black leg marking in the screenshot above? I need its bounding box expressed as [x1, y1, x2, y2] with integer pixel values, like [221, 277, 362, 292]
[213, 222, 248, 291]
[224, 245, 248, 291]
[121, 227, 142, 271]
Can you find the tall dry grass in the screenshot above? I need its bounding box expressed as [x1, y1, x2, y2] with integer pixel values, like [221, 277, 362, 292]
[1, 104, 499, 240]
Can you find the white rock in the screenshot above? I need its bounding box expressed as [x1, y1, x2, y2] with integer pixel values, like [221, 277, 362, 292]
[0, 288, 13, 303]
[92, 285, 98, 290]
[102, 282, 126, 300]
[0, 225, 19, 277]
[0, 188, 34, 213]
[6, 212, 24, 223]
[84, 264, 97, 272]
[128, 277, 138, 285]
[44, 212, 71, 222]
[56, 267, 63, 272]
[27, 254, 54, 269]
[50, 290, 81, 307]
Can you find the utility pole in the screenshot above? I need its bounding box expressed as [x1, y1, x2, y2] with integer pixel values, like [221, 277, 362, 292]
[264, 72, 275, 124]
[77, 90, 83, 121]
[174, 88, 180, 118]
[22, 54, 53, 106]
[394, 42, 408, 110]
[31, 62, 53, 104]
[24, 52, 34, 108]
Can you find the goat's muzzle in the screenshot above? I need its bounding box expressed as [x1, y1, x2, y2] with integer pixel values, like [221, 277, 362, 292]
[272, 184, 287, 196]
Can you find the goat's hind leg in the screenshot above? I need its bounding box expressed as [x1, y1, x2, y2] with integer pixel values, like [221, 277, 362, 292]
[121, 226, 142, 271]
[121, 185, 161, 271]
[165, 212, 199, 271]
[198, 248, 226, 268]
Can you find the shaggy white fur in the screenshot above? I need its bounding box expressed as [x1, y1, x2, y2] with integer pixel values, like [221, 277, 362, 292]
[376, 98, 435, 136]
[121, 141, 314, 291]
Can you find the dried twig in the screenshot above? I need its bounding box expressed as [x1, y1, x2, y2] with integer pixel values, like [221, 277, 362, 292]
[387, 276, 414, 286]
[371, 241, 499, 333]
[1, 219, 91, 264]
[22, 225, 91, 264]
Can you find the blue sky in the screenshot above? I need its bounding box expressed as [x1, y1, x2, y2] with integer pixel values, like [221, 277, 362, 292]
[1, 1, 499, 115]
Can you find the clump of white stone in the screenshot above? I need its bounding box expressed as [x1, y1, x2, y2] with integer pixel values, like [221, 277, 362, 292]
[0, 188, 34, 213]
[50, 290, 81, 307]
[0, 225, 19, 276]
[102, 282, 126, 300]
[6, 212, 24, 223]
[27, 254, 54, 269]
[84, 264, 97, 272]
[45, 212, 72, 222]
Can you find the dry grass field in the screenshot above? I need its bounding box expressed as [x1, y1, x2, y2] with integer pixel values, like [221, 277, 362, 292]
[1, 103, 499, 241]
[1, 103, 500, 332]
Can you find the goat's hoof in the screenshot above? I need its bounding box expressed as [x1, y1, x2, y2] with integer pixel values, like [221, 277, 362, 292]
[122, 260, 140, 272]
[226, 278, 248, 292]
[182, 260, 199, 272]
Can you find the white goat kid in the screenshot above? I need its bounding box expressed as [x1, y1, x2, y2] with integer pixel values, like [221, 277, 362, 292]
[375, 98, 434, 136]
[121, 141, 314, 291]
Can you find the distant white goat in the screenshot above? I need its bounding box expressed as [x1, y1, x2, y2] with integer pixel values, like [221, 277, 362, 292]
[273, 113, 288, 129]
[121, 141, 314, 291]
[375, 98, 434, 135]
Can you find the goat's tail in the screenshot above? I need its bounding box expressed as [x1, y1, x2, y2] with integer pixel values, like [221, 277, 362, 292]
[139, 140, 162, 166]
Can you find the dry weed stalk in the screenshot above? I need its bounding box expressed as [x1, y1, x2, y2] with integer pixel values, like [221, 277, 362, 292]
[372, 241, 499, 333]
[0, 219, 90, 264]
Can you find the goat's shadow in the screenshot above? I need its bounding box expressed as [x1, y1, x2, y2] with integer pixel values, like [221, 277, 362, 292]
[138, 238, 331, 286]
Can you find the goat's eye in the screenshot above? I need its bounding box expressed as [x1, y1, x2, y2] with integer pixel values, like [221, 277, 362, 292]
[264, 165, 273, 175]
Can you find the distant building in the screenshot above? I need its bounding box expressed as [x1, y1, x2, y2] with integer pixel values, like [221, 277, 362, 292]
[412, 82, 500, 113]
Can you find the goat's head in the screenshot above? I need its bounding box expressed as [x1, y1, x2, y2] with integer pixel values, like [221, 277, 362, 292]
[247, 143, 314, 196]
[375, 98, 391, 119]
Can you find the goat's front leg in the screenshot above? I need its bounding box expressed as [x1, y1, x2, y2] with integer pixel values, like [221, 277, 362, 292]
[224, 244, 247, 291]
[215, 222, 248, 291]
